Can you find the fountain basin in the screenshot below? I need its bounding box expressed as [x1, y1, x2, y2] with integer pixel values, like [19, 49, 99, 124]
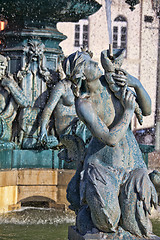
[0, 0, 101, 28]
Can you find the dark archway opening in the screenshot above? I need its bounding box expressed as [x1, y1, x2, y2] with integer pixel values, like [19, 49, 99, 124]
[20, 196, 55, 208]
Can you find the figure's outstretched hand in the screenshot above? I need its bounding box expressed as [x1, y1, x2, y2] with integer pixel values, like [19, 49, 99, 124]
[39, 128, 48, 144]
[1, 76, 12, 87]
[17, 70, 28, 82]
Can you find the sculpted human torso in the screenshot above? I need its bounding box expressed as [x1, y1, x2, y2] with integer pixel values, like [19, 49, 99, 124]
[75, 62, 145, 171]
[90, 79, 124, 129]
[76, 85, 136, 170]
[64, 51, 157, 238]
[0, 87, 9, 112]
[53, 81, 77, 136]
[39, 79, 79, 141]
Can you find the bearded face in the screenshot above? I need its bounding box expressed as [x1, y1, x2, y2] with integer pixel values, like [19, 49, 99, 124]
[24, 40, 45, 62]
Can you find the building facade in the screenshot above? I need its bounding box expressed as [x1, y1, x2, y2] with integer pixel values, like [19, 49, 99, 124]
[57, 0, 159, 130]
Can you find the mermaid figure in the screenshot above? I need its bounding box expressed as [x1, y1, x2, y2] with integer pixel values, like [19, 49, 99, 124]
[64, 50, 158, 238]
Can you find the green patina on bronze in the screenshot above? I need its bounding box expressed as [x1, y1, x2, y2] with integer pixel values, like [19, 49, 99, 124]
[0, 0, 101, 27]
[63, 50, 159, 239]
[0, 0, 159, 239]
[0, 0, 99, 169]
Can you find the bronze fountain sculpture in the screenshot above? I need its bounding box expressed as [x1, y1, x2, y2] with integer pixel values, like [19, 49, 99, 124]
[0, 0, 159, 239]
[0, 0, 100, 169]
[64, 49, 159, 239]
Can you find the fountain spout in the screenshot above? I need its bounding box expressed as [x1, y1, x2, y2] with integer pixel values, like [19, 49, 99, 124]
[109, 43, 113, 59]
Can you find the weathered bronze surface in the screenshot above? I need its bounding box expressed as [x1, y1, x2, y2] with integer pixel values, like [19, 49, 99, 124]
[63, 50, 159, 239]
[0, 2, 159, 238]
[0, 54, 29, 148]
[150, 170, 160, 204]
[0, 0, 101, 28]
[0, 0, 99, 168]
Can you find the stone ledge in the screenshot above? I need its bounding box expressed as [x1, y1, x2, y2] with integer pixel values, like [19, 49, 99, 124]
[0, 169, 58, 187]
[68, 226, 160, 240]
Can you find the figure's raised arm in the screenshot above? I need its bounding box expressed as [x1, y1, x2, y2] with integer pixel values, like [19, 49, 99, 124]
[1, 75, 30, 108]
[39, 81, 65, 141]
[128, 74, 151, 116]
[75, 90, 135, 147]
[113, 70, 151, 116]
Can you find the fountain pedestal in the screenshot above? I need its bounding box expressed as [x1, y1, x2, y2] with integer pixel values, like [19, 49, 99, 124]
[0, 0, 101, 212]
[0, 0, 101, 168]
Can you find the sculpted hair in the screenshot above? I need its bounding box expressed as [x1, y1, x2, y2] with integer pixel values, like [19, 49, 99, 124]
[62, 51, 91, 96]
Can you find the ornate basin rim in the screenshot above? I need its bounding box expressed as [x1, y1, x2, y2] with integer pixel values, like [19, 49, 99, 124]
[0, 0, 102, 27]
